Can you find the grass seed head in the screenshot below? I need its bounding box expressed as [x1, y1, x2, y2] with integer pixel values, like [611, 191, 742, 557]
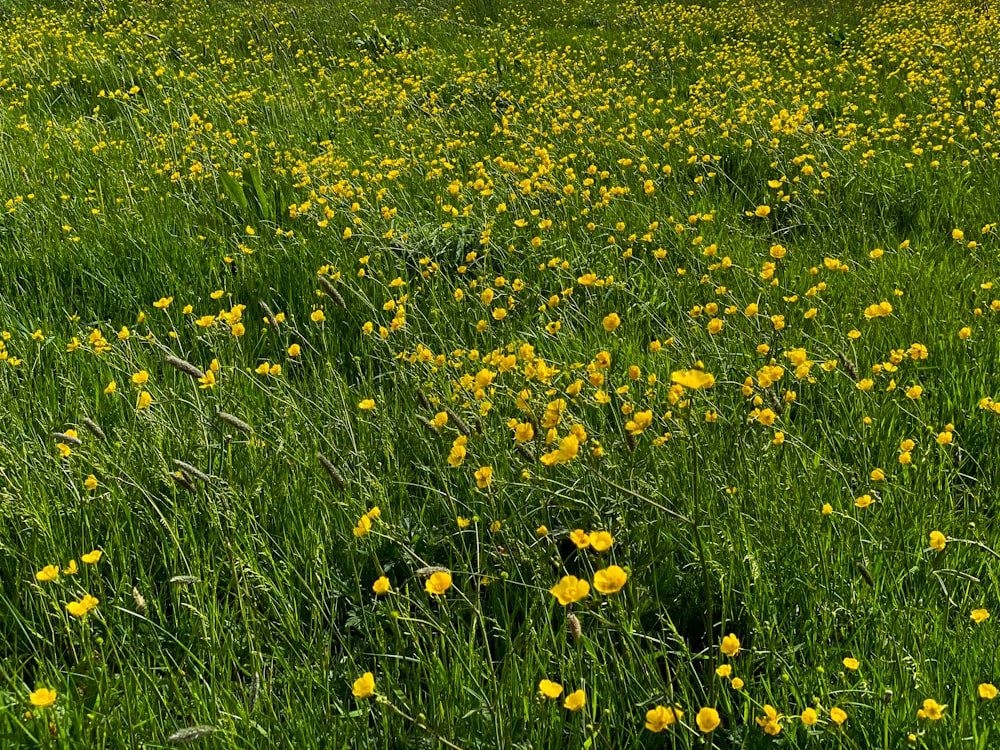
[81, 417, 106, 441]
[217, 412, 253, 434]
[167, 725, 215, 744]
[164, 355, 206, 380]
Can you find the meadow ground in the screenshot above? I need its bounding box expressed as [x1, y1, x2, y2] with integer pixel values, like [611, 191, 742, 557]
[2, 0, 1000, 746]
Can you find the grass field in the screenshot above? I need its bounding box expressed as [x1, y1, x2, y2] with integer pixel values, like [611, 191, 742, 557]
[2, 0, 1000, 746]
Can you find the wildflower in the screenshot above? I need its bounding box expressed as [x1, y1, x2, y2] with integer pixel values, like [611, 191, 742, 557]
[550, 575, 589, 605]
[358, 399, 375, 411]
[589, 531, 614, 551]
[602, 313, 621, 332]
[756, 705, 782, 735]
[721, 633, 740, 657]
[979, 684, 998, 700]
[716, 664, 732, 678]
[66, 594, 99, 617]
[671, 369, 715, 390]
[971, 608, 990, 624]
[153, 297, 173, 309]
[645, 705, 681, 732]
[696, 707, 720, 733]
[731, 677, 744, 690]
[131, 370, 149, 385]
[843, 657, 859, 670]
[372, 577, 390, 595]
[929, 531, 946, 551]
[569, 529, 590, 549]
[854, 494, 874, 509]
[563, 690, 586, 711]
[311, 309, 326, 323]
[822, 503, 833, 516]
[474, 466, 493, 488]
[84, 475, 98, 491]
[35, 565, 59, 582]
[352, 672, 375, 699]
[29, 688, 57, 708]
[830, 707, 847, 725]
[801, 707, 818, 726]
[198, 370, 216, 389]
[425, 571, 452, 595]
[539, 679, 563, 698]
[917, 698, 945, 720]
[906, 385, 923, 399]
[81, 550, 102, 564]
[287, 344, 301, 357]
[136, 391, 152, 410]
[593, 565, 628, 594]
[104, 381, 116, 395]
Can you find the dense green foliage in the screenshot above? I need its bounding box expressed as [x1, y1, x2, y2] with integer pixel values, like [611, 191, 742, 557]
[2, 0, 1000, 746]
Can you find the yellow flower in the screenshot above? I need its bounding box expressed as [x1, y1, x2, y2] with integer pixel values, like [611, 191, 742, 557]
[372, 576, 390, 595]
[66, 593, 99, 617]
[822, 503, 833, 516]
[35, 565, 59, 582]
[843, 657, 859, 670]
[352, 672, 375, 699]
[198, 370, 216, 389]
[104, 380, 117, 395]
[593, 565, 628, 595]
[425, 571, 452, 595]
[979, 683, 998, 700]
[569, 529, 590, 549]
[731, 677, 744, 690]
[287, 344, 301, 357]
[801, 707, 818, 726]
[231, 322, 245, 337]
[602, 313, 621, 332]
[645, 705, 681, 732]
[153, 296, 173, 309]
[136, 391, 152, 410]
[721, 633, 740, 657]
[65, 560, 78, 575]
[311, 309, 326, 323]
[906, 385, 923, 399]
[589, 531, 614, 552]
[474, 466, 493, 488]
[830, 707, 847, 725]
[550, 575, 589, 606]
[670, 369, 715, 390]
[563, 689, 586, 712]
[971, 608, 990, 624]
[854, 494, 874, 509]
[918, 698, 945, 720]
[358, 399, 375, 411]
[755, 704, 782, 736]
[959, 327, 971, 340]
[81, 550, 102, 564]
[929, 531, 946, 551]
[29, 688, 57, 708]
[870, 468, 885, 482]
[754, 205, 771, 218]
[696, 707, 720, 733]
[131, 370, 149, 385]
[539, 679, 563, 699]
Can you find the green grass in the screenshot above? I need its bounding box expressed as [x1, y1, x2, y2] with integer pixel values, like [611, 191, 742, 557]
[2, 0, 1000, 747]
